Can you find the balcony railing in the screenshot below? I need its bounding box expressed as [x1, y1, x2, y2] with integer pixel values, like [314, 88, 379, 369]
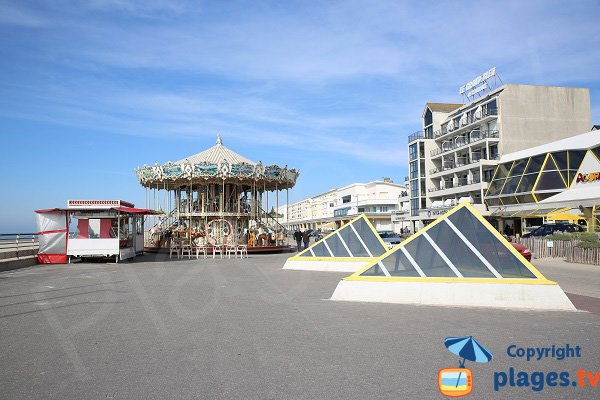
[430, 154, 500, 177]
[430, 130, 499, 157]
[428, 177, 482, 192]
[408, 131, 426, 142]
[434, 108, 498, 139]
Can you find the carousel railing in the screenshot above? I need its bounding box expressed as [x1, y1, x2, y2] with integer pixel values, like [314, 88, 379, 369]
[143, 201, 290, 249]
[255, 205, 289, 246]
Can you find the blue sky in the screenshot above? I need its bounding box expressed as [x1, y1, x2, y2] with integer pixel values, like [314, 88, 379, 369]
[1, 0, 599, 232]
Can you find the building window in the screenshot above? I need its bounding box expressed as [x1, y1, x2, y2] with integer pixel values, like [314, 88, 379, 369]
[380, 206, 388, 213]
[411, 199, 419, 217]
[409, 143, 418, 161]
[410, 181, 419, 198]
[410, 161, 418, 179]
[334, 207, 351, 217]
[342, 195, 351, 204]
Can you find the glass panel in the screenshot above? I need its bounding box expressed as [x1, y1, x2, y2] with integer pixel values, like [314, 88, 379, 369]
[380, 251, 421, 277]
[499, 195, 518, 205]
[494, 162, 512, 180]
[486, 179, 506, 196]
[298, 241, 326, 257]
[426, 221, 495, 277]
[360, 263, 388, 276]
[508, 158, 527, 177]
[485, 197, 502, 206]
[352, 218, 387, 256]
[447, 207, 536, 278]
[338, 223, 368, 257]
[526, 155, 546, 173]
[323, 232, 351, 257]
[568, 170, 577, 186]
[535, 171, 566, 191]
[568, 150, 585, 170]
[501, 176, 521, 194]
[534, 192, 561, 202]
[552, 152, 567, 171]
[403, 235, 457, 277]
[516, 173, 537, 193]
[592, 146, 600, 161]
[541, 155, 563, 185]
[515, 194, 536, 203]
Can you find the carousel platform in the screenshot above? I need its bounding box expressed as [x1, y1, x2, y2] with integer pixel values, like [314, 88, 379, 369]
[144, 245, 295, 254]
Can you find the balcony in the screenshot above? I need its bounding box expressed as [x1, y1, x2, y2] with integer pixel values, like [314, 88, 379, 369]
[428, 177, 482, 193]
[430, 130, 499, 157]
[408, 131, 426, 142]
[430, 154, 500, 177]
[434, 107, 498, 140]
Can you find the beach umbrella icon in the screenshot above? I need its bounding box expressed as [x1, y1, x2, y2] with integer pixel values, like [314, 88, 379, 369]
[443, 336, 493, 391]
[444, 336, 493, 367]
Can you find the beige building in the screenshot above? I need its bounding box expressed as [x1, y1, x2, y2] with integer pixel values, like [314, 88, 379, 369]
[279, 180, 410, 233]
[407, 82, 591, 231]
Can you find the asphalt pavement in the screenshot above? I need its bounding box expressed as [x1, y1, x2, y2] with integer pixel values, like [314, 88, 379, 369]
[0, 253, 598, 399]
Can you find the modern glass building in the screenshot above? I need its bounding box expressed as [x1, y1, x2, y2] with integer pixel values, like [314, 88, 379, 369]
[484, 130, 600, 233]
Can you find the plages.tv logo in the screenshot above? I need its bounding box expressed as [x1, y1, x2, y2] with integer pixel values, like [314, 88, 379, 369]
[439, 336, 493, 397]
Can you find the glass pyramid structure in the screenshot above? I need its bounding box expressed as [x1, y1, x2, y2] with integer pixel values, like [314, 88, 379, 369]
[296, 214, 387, 259]
[348, 202, 549, 282]
[283, 214, 388, 272]
[331, 203, 575, 310]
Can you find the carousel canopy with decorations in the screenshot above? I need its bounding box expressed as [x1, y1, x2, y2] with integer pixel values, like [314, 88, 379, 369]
[136, 135, 298, 191]
[135, 135, 299, 249]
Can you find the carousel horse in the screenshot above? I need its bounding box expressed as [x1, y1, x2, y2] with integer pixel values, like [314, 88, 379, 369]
[248, 231, 255, 247]
[258, 233, 268, 247]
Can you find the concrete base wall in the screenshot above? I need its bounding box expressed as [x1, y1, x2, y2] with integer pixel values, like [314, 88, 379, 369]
[283, 260, 367, 273]
[330, 280, 576, 311]
[0, 257, 37, 272]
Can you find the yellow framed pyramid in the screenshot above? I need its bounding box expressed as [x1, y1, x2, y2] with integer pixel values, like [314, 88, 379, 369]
[283, 214, 388, 272]
[331, 203, 576, 310]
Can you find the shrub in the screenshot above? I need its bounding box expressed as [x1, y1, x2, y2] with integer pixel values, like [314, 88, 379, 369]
[548, 233, 574, 241]
[578, 241, 600, 249]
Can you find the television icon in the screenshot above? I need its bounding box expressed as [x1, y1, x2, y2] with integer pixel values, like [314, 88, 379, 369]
[438, 368, 473, 397]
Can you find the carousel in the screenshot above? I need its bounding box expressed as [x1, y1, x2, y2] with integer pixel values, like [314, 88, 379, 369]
[135, 135, 299, 253]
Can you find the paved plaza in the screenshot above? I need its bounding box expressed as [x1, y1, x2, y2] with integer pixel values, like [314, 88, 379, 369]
[1, 254, 599, 399]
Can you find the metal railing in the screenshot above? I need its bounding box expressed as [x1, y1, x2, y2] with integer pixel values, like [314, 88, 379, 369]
[430, 130, 500, 157]
[434, 108, 498, 139]
[0, 233, 38, 262]
[407, 131, 426, 142]
[428, 177, 482, 193]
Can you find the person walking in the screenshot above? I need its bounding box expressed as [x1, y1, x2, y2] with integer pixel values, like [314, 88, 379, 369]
[293, 228, 303, 252]
[302, 229, 310, 250]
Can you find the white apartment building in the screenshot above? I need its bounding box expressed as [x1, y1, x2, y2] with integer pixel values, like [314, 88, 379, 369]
[407, 73, 591, 231]
[279, 179, 410, 233]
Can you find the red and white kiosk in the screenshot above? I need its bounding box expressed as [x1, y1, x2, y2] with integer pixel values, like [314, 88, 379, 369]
[35, 200, 157, 264]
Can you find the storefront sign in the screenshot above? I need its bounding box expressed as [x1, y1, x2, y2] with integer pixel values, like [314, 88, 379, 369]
[460, 67, 497, 98]
[575, 172, 600, 183]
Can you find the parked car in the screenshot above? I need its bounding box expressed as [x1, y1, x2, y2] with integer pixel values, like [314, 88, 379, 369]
[378, 231, 402, 249]
[522, 223, 584, 238]
[510, 242, 532, 262]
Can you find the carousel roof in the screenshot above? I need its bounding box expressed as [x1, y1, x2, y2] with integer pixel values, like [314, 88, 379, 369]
[135, 134, 299, 191]
[175, 135, 255, 165]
